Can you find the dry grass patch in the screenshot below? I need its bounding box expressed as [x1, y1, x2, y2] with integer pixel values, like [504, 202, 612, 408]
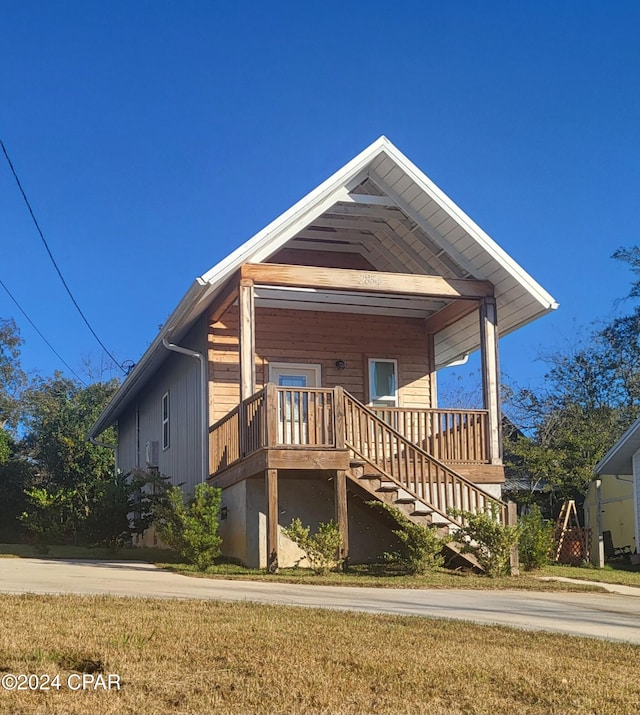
[0, 594, 638, 714]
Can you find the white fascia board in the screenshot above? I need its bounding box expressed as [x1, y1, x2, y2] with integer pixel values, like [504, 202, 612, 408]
[594, 415, 640, 475]
[375, 141, 559, 312]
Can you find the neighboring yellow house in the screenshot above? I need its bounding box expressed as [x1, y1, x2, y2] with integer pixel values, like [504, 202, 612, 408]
[587, 419, 640, 566]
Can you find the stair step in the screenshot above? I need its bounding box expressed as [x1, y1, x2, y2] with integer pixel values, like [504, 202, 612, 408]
[430, 519, 452, 528]
[378, 481, 398, 492]
[359, 472, 380, 480]
[394, 488, 416, 504]
[349, 459, 366, 468]
[412, 505, 433, 516]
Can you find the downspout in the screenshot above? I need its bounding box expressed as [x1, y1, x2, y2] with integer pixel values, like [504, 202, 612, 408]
[162, 336, 208, 484]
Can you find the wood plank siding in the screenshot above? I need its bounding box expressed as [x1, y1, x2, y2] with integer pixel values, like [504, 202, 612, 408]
[208, 305, 435, 424]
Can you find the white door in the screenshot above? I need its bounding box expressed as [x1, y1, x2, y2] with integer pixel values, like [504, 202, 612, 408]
[269, 364, 321, 444]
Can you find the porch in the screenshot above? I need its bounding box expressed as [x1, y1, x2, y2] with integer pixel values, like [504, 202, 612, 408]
[209, 384, 495, 475]
[207, 261, 508, 570]
[209, 383, 507, 570]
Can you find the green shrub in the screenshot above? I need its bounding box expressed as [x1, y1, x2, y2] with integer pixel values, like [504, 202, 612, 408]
[282, 517, 343, 574]
[155, 482, 222, 571]
[449, 505, 520, 577]
[519, 504, 554, 571]
[20, 487, 76, 552]
[371, 502, 449, 574]
[83, 470, 173, 551]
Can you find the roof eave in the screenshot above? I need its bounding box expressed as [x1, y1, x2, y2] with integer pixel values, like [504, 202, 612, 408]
[594, 415, 640, 475]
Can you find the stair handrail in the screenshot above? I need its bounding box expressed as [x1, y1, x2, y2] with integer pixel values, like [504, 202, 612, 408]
[342, 391, 507, 527]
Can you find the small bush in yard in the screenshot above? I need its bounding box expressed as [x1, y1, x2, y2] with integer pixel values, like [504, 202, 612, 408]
[282, 517, 342, 574]
[449, 505, 520, 577]
[519, 504, 554, 570]
[371, 502, 449, 574]
[20, 487, 75, 553]
[155, 482, 222, 571]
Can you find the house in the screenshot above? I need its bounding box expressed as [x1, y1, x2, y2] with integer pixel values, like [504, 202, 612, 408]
[88, 136, 558, 569]
[587, 419, 640, 565]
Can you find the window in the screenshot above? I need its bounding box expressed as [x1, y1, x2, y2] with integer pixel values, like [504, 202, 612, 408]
[162, 392, 170, 450]
[368, 359, 398, 407]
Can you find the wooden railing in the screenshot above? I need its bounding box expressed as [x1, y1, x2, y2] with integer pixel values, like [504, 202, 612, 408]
[373, 407, 488, 464]
[344, 393, 505, 526]
[209, 386, 501, 524]
[209, 404, 242, 472]
[276, 387, 336, 446]
[209, 384, 338, 474]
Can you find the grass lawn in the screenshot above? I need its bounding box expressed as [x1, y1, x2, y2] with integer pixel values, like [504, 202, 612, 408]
[537, 562, 640, 588]
[0, 594, 638, 715]
[157, 561, 610, 592]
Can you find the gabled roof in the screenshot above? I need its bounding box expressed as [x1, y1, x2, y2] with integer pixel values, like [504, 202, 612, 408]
[89, 136, 557, 438]
[594, 416, 640, 476]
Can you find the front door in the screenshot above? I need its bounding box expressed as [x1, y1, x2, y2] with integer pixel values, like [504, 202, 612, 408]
[269, 363, 321, 444]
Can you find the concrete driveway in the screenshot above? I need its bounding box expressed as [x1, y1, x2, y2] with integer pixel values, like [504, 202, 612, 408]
[1, 558, 640, 644]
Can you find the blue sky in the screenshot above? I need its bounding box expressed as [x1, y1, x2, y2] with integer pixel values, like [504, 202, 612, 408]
[1, 1, 639, 398]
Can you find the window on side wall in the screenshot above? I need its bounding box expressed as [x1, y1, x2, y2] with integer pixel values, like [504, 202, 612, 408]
[162, 391, 170, 450]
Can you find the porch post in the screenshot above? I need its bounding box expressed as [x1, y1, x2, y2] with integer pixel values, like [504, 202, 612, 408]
[334, 469, 349, 569]
[425, 332, 438, 408]
[479, 297, 502, 464]
[266, 468, 279, 573]
[239, 278, 255, 401]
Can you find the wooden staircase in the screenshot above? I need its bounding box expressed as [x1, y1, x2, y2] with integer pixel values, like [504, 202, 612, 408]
[342, 392, 507, 568]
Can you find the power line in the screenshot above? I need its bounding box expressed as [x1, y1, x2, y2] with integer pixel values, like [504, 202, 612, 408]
[1, 139, 126, 374]
[0, 276, 87, 386]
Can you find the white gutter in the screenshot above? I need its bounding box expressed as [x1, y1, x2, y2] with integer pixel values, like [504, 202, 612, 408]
[162, 337, 208, 484]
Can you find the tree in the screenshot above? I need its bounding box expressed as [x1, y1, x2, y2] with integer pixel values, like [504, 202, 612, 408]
[0, 431, 35, 542]
[504, 247, 640, 511]
[19, 374, 120, 542]
[0, 318, 26, 428]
